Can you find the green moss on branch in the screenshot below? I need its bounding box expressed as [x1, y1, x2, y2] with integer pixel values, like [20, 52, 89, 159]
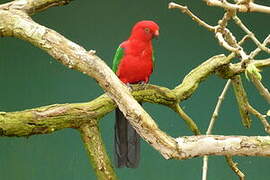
[80, 124, 117, 180]
[174, 54, 231, 101]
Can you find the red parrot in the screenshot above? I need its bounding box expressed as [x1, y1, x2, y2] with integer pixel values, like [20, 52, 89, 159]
[112, 20, 159, 168]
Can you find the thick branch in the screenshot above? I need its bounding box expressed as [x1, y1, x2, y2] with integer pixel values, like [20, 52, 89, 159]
[173, 54, 232, 100]
[0, 85, 176, 137]
[231, 75, 252, 128]
[80, 124, 117, 180]
[176, 135, 270, 159]
[0, 0, 71, 15]
[217, 59, 270, 79]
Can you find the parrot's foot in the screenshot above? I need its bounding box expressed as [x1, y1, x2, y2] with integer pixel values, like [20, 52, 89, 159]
[138, 81, 146, 85]
[138, 81, 148, 90]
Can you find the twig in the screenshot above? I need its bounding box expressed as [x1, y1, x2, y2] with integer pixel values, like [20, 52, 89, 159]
[246, 105, 270, 134]
[253, 59, 270, 68]
[250, 35, 270, 58]
[168, 2, 215, 32]
[202, 156, 209, 180]
[233, 15, 270, 54]
[218, 10, 234, 29]
[173, 104, 201, 135]
[80, 124, 117, 180]
[225, 156, 245, 180]
[206, 80, 232, 134]
[216, 32, 239, 52]
[204, 0, 270, 14]
[168, 1, 250, 58]
[202, 80, 231, 180]
[250, 75, 270, 104]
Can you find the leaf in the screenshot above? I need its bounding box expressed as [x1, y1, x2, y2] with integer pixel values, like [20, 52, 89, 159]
[267, 110, 270, 116]
[245, 64, 262, 81]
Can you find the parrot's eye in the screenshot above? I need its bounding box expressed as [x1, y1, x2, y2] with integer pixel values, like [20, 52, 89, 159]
[144, 28, 150, 33]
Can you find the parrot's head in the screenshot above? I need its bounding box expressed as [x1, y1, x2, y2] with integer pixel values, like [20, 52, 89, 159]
[130, 20, 159, 41]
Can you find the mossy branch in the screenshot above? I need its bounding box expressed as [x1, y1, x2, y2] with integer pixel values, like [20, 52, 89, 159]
[80, 124, 117, 180]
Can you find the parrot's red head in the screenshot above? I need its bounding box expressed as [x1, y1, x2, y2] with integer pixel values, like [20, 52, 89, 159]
[129, 20, 159, 41]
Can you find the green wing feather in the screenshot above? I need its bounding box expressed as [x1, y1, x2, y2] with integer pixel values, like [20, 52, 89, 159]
[152, 48, 155, 69]
[112, 46, 124, 73]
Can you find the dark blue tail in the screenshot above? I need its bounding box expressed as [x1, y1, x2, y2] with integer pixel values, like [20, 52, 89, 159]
[114, 107, 140, 168]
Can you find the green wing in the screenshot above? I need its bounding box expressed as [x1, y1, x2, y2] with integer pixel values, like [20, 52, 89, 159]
[152, 48, 155, 69]
[112, 46, 124, 73]
[152, 48, 155, 62]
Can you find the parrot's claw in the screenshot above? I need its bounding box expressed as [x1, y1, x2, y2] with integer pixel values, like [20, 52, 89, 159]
[138, 81, 148, 90]
[138, 81, 146, 85]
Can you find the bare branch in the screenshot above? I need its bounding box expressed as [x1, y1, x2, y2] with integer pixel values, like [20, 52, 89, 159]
[168, 2, 215, 32]
[249, 75, 270, 104]
[172, 104, 200, 135]
[204, 0, 270, 14]
[176, 135, 270, 159]
[207, 80, 232, 134]
[216, 32, 239, 52]
[233, 15, 270, 54]
[250, 35, 270, 58]
[225, 156, 245, 180]
[169, 3, 251, 59]
[246, 105, 270, 133]
[202, 80, 231, 180]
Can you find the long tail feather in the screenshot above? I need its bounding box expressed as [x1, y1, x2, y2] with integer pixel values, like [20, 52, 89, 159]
[114, 107, 140, 168]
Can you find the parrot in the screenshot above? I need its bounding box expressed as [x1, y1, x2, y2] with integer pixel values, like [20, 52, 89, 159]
[112, 20, 159, 168]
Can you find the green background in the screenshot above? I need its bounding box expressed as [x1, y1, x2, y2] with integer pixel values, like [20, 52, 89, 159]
[0, 0, 270, 179]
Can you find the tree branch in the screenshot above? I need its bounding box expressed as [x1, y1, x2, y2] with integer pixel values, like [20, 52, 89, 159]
[231, 75, 252, 128]
[0, 85, 176, 137]
[176, 135, 270, 159]
[204, 0, 270, 14]
[173, 54, 232, 100]
[0, 0, 71, 15]
[80, 124, 117, 180]
[168, 2, 215, 32]
[225, 156, 245, 180]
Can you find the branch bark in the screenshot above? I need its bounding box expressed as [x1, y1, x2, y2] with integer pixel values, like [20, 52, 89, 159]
[80, 124, 117, 180]
[204, 0, 270, 14]
[176, 135, 270, 158]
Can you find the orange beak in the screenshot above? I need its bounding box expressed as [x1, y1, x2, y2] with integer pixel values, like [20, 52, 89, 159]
[155, 30, 159, 36]
[154, 30, 159, 39]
